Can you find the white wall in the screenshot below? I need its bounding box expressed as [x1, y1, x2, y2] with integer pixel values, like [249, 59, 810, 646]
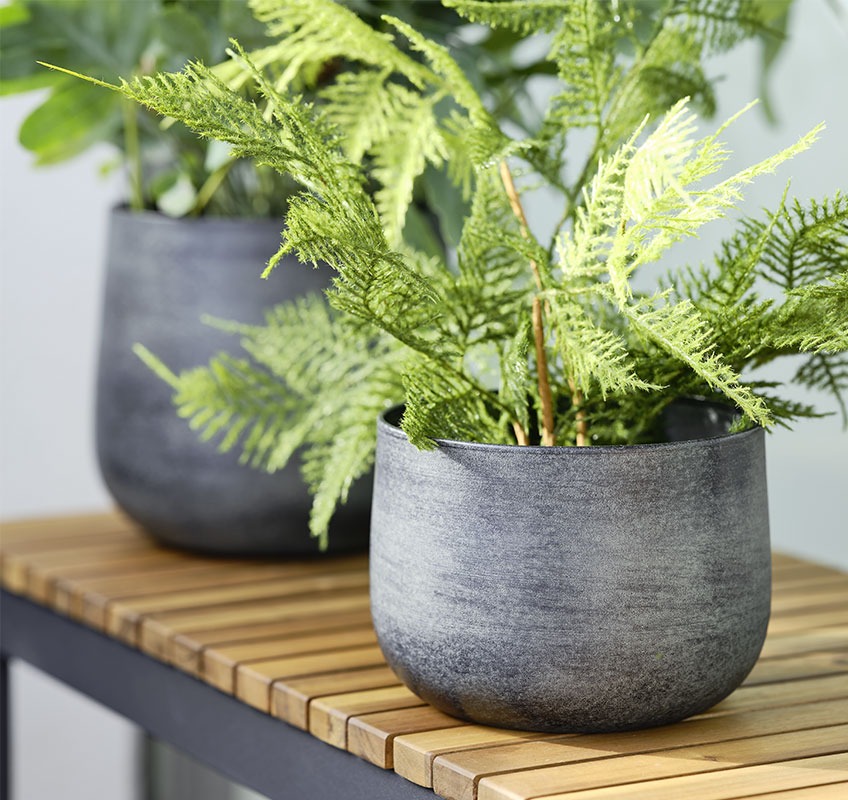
[0, 3, 846, 799]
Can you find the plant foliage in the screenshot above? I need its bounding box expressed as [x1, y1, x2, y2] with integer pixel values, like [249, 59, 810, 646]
[55, 0, 847, 544]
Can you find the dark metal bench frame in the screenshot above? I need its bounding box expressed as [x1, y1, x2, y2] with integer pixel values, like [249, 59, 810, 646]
[0, 590, 434, 800]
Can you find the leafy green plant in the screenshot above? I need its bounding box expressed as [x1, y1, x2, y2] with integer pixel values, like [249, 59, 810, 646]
[0, 0, 302, 216]
[52, 0, 847, 546]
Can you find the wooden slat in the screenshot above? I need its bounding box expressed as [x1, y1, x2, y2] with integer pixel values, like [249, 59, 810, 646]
[310, 686, 426, 748]
[75, 555, 365, 624]
[272, 666, 401, 729]
[774, 573, 848, 593]
[767, 608, 848, 635]
[73, 561, 274, 625]
[236, 644, 388, 711]
[759, 627, 848, 659]
[105, 569, 369, 644]
[171, 608, 375, 676]
[771, 554, 813, 568]
[476, 726, 848, 800]
[347, 706, 467, 769]
[772, 585, 848, 614]
[203, 626, 379, 693]
[395, 726, 560, 788]
[525, 752, 848, 800]
[431, 698, 848, 800]
[2, 534, 148, 593]
[744, 651, 848, 685]
[29, 547, 197, 604]
[706, 674, 848, 715]
[735, 783, 848, 799]
[0, 511, 128, 543]
[138, 590, 371, 658]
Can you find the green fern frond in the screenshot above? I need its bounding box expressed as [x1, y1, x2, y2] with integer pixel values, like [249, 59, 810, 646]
[371, 87, 446, 246]
[792, 352, 848, 426]
[247, 0, 432, 89]
[401, 363, 508, 449]
[318, 69, 394, 163]
[770, 272, 848, 353]
[625, 292, 772, 425]
[443, 0, 572, 34]
[548, 296, 655, 398]
[500, 321, 534, 437]
[301, 361, 405, 545]
[546, 0, 618, 134]
[757, 193, 848, 290]
[383, 14, 490, 127]
[666, 0, 772, 54]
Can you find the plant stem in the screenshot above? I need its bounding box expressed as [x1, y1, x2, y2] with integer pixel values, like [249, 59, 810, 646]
[569, 379, 589, 446]
[499, 160, 542, 291]
[499, 160, 556, 446]
[122, 98, 144, 212]
[192, 157, 237, 216]
[512, 421, 529, 446]
[532, 296, 556, 446]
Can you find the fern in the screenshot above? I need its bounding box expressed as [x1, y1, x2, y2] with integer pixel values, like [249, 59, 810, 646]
[71, 0, 846, 544]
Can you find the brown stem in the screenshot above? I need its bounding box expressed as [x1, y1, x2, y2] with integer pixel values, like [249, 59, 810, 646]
[512, 421, 529, 446]
[500, 160, 556, 446]
[533, 297, 556, 447]
[499, 160, 542, 292]
[568, 379, 589, 447]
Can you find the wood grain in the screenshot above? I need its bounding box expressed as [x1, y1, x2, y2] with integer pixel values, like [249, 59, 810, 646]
[170, 608, 375, 675]
[310, 685, 426, 749]
[203, 626, 379, 693]
[272, 666, 401, 730]
[138, 590, 371, 657]
[347, 706, 467, 768]
[236, 644, 387, 711]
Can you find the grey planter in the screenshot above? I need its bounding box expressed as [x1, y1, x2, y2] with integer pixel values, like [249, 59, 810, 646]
[96, 208, 370, 555]
[370, 400, 771, 732]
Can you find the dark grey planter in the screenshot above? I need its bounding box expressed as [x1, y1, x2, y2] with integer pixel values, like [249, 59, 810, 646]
[370, 400, 771, 732]
[96, 208, 370, 555]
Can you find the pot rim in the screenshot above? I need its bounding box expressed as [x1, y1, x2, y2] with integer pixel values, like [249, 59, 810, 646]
[378, 397, 763, 455]
[109, 203, 283, 226]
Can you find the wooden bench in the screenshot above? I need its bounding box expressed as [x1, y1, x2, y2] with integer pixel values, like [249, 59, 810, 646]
[1, 511, 847, 799]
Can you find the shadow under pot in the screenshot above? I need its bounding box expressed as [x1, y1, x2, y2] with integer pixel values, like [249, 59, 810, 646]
[369, 399, 771, 732]
[95, 207, 370, 556]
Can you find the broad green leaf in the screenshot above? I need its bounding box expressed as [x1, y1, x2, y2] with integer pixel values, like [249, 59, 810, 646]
[19, 77, 121, 164]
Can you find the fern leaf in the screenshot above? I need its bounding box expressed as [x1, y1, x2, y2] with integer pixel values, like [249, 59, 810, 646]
[371, 87, 446, 246]
[548, 296, 655, 398]
[793, 352, 848, 426]
[666, 0, 772, 54]
[318, 69, 394, 162]
[443, 0, 572, 34]
[247, 0, 432, 89]
[770, 272, 848, 353]
[625, 292, 772, 425]
[757, 192, 848, 290]
[401, 363, 508, 449]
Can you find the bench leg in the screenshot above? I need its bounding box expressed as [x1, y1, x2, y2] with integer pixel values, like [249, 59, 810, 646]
[0, 655, 9, 800]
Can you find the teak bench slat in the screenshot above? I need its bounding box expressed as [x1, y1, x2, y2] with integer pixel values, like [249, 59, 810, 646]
[2, 511, 846, 800]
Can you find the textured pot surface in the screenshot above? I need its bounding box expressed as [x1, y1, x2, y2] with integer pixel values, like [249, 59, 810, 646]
[96, 208, 370, 555]
[370, 401, 771, 732]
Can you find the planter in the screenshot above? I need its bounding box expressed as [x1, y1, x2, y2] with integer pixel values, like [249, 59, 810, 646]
[96, 208, 370, 555]
[370, 400, 771, 732]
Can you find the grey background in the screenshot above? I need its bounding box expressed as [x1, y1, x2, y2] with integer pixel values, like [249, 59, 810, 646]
[1, 2, 846, 798]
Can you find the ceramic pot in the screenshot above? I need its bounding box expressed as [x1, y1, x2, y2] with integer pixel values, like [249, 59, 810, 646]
[96, 208, 370, 555]
[370, 400, 770, 732]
